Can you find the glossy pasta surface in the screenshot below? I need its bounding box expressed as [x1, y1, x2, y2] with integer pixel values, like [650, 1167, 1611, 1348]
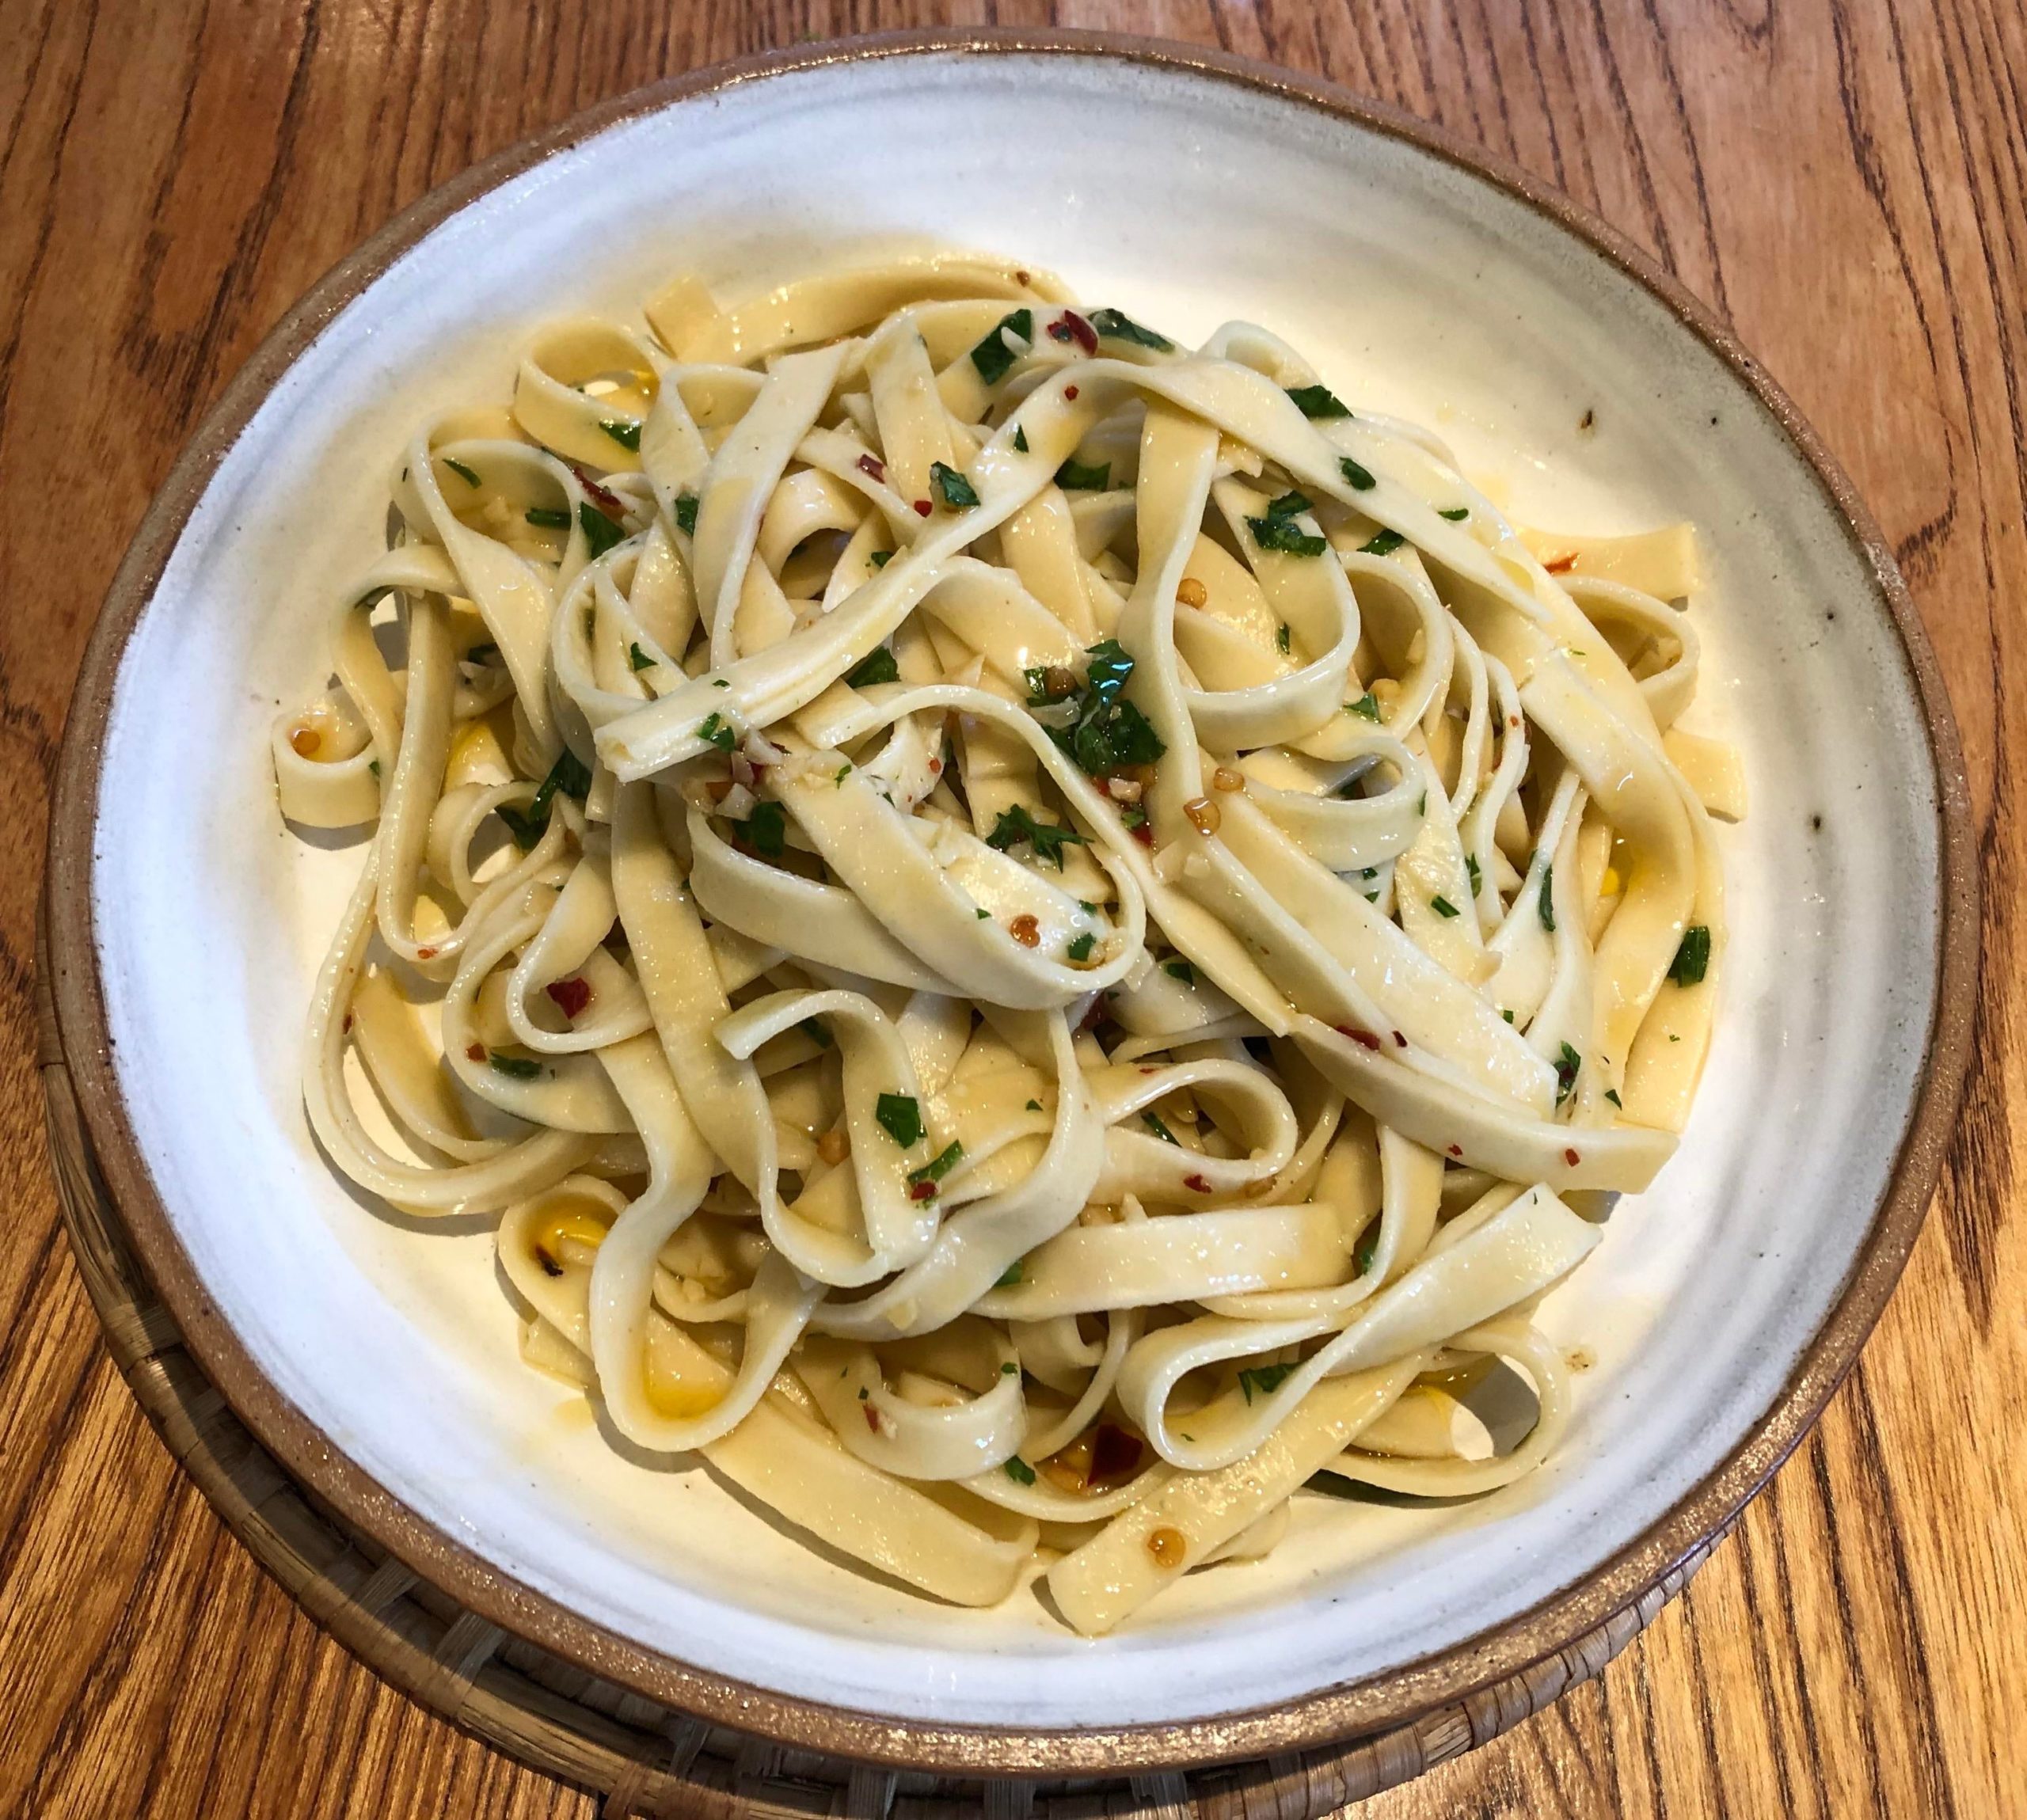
[278, 255, 1734, 1634]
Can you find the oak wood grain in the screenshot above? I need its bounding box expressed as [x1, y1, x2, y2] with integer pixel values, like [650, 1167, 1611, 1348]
[1, 2, 2019, 1815]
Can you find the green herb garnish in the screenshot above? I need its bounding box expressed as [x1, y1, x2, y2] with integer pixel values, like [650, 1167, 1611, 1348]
[443, 457, 481, 487]
[1354, 1229, 1379, 1276]
[629, 643, 656, 671]
[1360, 528, 1405, 557]
[1605, 1088, 1623, 1108]
[986, 804, 1088, 870]
[1163, 959, 1195, 985]
[869, 549, 892, 568]
[1238, 1362, 1295, 1404]
[995, 1260, 1025, 1288]
[1555, 1042, 1581, 1107]
[1248, 513, 1326, 557]
[494, 747, 592, 849]
[739, 799, 787, 858]
[525, 506, 572, 529]
[689, 712, 734, 755]
[1538, 864, 1556, 932]
[1025, 1099, 1042, 1111]
[1439, 506, 1470, 521]
[930, 461, 979, 510]
[800, 1017, 833, 1049]
[1066, 933, 1096, 963]
[1276, 624, 1291, 654]
[673, 492, 699, 535]
[600, 419, 641, 451]
[1669, 925, 1713, 986]
[1339, 456, 1376, 491]
[579, 500, 626, 557]
[1054, 456, 1111, 491]
[1431, 895, 1460, 919]
[907, 1141, 964, 1187]
[489, 1054, 542, 1081]
[969, 307, 1034, 384]
[1286, 384, 1349, 419]
[1143, 1111, 1179, 1146]
[1038, 638, 1166, 776]
[1089, 307, 1172, 350]
[1003, 1456, 1036, 1484]
[1466, 854, 1482, 895]
[845, 645, 899, 688]
[874, 1093, 923, 1148]
[1014, 425, 1029, 454]
[1348, 691, 1382, 720]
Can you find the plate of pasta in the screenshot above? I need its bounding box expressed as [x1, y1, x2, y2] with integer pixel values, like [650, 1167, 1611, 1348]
[49, 31, 1972, 1772]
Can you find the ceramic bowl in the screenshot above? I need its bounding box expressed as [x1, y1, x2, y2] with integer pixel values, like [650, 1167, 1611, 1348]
[46, 29, 1975, 1774]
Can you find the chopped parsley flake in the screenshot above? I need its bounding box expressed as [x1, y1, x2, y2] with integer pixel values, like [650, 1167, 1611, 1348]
[1014, 425, 1029, 454]
[1163, 958, 1195, 985]
[874, 1093, 923, 1148]
[1066, 932, 1096, 962]
[1431, 895, 1460, 919]
[986, 804, 1088, 869]
[1054, 456, 1111, 491]
[739, 799, 786, 858]
[1248, 512, 1327, 557]
[1003, 1456, 1036, 1484]
[489, 1054, 542, 1080]
[969, 307, 1034, 384]
[1360, 528, 1405, 557]
[995, 1260, 1025, 1288]
[673, 492, 698, 535]
[1555, 1042, 1581, 1107]
[1669, 925, 1713, 986]
[1348, 691, 1382, 720]
[1143, 1111, 1180, 1146]
[1089, 307, 1172, 349]
[525, 505, 572, 528]
[1037, 638, 1166, 775]
[579, 500, 626, 557]
[1466, 853, 1482, 895]
[907, 1141, 964, 1187]
[1339, 456, 1376, 490]
[443, 457, 481, 487]
[930, 461, 979, 509]
[869, 549, 892, 568]
[1025, 1099, 1043, 1111]
[1276, 624, 1291, 653]
[629, 643, 656, 671]
[1605, 1088, 1623, 1108]
[600, 419, 641, 451]
[800, 1017, 832, 1049]
[494, 747, 592, 849]
[1438, 506, 1470, 521]
[1354, 1229, 1379, 1276]
[1538, 864, 1557, 932]
[1238, 1362, 1295, 1403]
[1286, 384, 1350, 419]
[845, 645, 899, 687]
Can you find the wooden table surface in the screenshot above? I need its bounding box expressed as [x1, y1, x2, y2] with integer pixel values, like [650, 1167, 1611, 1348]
[2, 2, 2020, 1814]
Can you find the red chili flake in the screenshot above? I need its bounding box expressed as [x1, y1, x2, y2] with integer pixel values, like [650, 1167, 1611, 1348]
[928, 758, 942, 774]
[1184, 1172, 1212, 1194]
[1063, 385, 1079, 401]
[1015, 269, 1031, 285]
[546, 976, 592, 1019]
[1139, 1066, 1158, 1075]
[1509, 716, 1523, 729]
[863, 1403, 881, 1432]
[466, 1043, 488, 1062]
[857, 453, 886, 482]
[341, 1013, 353, 1033]
[909, 1180, 938, 1202]
[1544, 554, 1577, 574]
[913, 498, 932, 517]
[413, 946, 435, 960]
[1090, 1424, 1143, 1483]
[1059, 310, 1098, 354]
[1078, 996, 1108, 1032]
[1333, 1025, 1382, 1051]
[1564, 1147, 1582, 1167]
[1131, 819, 1154, 845]
[571, 465, 625, 516]
[1447, 1144, 1464, 1158]
[1392, 1031, 1408, 1047]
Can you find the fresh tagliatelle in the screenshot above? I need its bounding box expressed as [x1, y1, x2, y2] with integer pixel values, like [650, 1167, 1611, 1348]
[276, 253, 1741, 1636]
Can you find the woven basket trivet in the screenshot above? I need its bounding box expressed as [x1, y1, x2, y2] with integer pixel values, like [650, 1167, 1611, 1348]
[34, 942, 1721, 1817]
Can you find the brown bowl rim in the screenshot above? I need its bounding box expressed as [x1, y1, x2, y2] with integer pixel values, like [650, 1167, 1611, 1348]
[43, 25, 1979, 1776]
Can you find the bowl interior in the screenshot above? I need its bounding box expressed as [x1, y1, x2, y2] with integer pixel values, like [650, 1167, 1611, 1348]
[86, 47, 1943, 1732]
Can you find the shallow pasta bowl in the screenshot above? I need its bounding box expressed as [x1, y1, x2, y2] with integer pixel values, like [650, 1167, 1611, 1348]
[44, 28, 1975, 1780]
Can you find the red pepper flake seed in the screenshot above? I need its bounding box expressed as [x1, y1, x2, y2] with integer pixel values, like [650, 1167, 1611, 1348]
[1565, 1147, 1582, 1167]
[914, 498, 933, 517]
[1184, 1172, 1212, 1194]
[466, 1043, 488, 1062]
[857, 453, 886, 482]
[546, 976, 592, 1019]
[910, 1180, 937, 1202]
[1131, 819, 1154, 845]
[1335, 1025, 1382, 1051]
[1010, 914, 1040, 948]
[571, 465, 625, 516]
[1393, 1030, 1408, 1047]
[863, 1403, 881, 1432]
[1063, 385, 1079, 401]
[1447, 1144, 1464, 1158]
[928, 758, 942, 774]
[1545, 554, 1577, 574]
[1016, 269, 1032, 285]
[416, 946, 437, 960]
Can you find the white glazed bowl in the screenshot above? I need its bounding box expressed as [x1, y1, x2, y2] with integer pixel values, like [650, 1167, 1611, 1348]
[48, 32, 1973, 1773]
